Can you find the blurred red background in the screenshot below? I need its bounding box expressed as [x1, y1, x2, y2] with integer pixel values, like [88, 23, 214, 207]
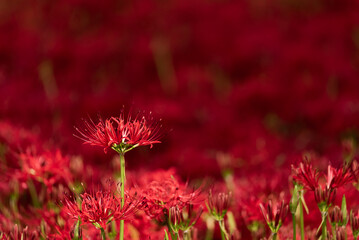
[1, 0, 359, 238]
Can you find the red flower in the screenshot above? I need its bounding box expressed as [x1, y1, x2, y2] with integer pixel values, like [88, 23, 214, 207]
[169, 204, 203, 233]
[0, 225, 39, 240]
[75, 113, 162, 153]
[206, 190, 231, 221]
[63, 190, 139, 230]
[293, 158, 354, 208]
[259, 200, 288, 234]
[292, 160, 319, 191]
[140, 177, 202, 220]
[14, 150, 71, 193]
[326, 164, 355, 190]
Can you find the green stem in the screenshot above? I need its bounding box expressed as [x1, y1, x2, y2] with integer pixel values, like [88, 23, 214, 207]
[110, 221, 117, 239]
[292, 213, 296, 240]
[167, 221, 177, 240]
[218, 219, 228, 240]
[27, 179, 40, 208]
[220, 229, 225, 240]
[272, 233, 277, 240]
[299, 200, 305, 240]
[331, 224, 336, 240]
[119, 153, 125, 240]
[322, 214, 327, 240]
[73, 218, 82, 240]
[101, 228, 106, 240]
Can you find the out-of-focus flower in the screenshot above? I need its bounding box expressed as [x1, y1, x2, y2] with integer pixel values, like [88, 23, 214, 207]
[140, 176, 202, 220]
[314, 187, 336, 213]
[293, 158, 355, 209]
[328, 205, 347, 227]
[75, 113, 162, 153]
[259, 200, 288, 234]
[14, 150, 71, 193]
[206, 190, 231, 221]
[329, 227, 346, 240]
[0, 225, 39, 240]
[326, 164, 354, 190]
[63, 190, 139, 230]
[169, 204, 203, 233]
[292, 160, 319, 191]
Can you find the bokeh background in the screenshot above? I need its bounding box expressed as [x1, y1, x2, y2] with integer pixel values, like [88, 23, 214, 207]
[1, 0, 359, 238]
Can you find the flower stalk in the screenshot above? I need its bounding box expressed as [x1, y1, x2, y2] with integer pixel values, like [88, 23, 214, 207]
[292, 213, 296, 240]
[218, 219, 229, 240]
[321, 212, 327, 240]
[299, 200, 305, 240]
[119, 152, 125, 240]
[259, 200, 288, 239]
[206, 191, 231, 240]
[100, 227, 106, 240]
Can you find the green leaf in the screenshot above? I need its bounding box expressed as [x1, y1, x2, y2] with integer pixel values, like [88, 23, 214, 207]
[290, 184, 299, 214]
[73, 218, 82, 240]
[300, 193, 309, 214]
[341, 195, 348, 225]
[164, 229, 169, 240]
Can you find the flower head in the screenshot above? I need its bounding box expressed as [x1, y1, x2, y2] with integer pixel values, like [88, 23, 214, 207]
[169, 204, 203, 233]
[140, 177, 202, 220]
[206, 190, 231, 221]
[75, 112, 162, 153]
[293, 158, 355, 209]
[14, 149, 71, 192]
[259, 200, 288, 234]
[292, 160, 319, 191]
[63, 190, 139, 229]
[329, 205, 347, 227]
[326, 164, 354, 190]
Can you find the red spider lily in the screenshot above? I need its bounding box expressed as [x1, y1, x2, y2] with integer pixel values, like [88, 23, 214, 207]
[169, 204, 203, 233]
[63, 190, 139, 230]
[332, 228, 346, 240]
[259, 200, 288, 234]
[328, 206, 347, 227]
[75, 113, 162, 153]
[292, 161, 319, 191]
[206, 190, 231, 221]
[140, 177, 202, 220]
[319, 164, 354, 207]
[0, 225, 39, 240]
[80, 191, 119, 228]
[314, 187, 336, 212]
[14, 150, 71, 192]
[293, 159, 355, 208]
[327, 164, 355, 190]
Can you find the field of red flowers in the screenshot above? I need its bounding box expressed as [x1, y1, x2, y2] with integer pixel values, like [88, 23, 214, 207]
[1, 0, 359, 239]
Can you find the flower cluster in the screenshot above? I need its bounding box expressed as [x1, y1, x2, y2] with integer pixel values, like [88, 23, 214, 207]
[140, 176, 202, 221]
[292, 157, 355, 211]
[63, 190, 139, 230]
[259, 200, 288, 234]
